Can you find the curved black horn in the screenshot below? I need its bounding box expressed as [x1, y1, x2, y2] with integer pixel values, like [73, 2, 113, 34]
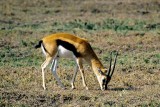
[107, 52, 112, 76]
[110, 52, 118, 77]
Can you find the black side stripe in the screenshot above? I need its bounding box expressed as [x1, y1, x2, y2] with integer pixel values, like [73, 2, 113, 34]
[56, 39, 81, 57]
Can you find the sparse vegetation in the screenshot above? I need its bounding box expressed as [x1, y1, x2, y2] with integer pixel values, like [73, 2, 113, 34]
[0, 0, 160, 106]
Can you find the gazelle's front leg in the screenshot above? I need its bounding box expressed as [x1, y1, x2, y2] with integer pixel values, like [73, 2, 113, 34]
[71, 64, 78, 89]
[76, 58, 88, 90]
[51, 57, 65, 89]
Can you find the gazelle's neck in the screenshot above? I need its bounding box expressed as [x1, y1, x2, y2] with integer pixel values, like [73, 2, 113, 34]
[91, 58, 104, 74]
[85, 52, 104, 76]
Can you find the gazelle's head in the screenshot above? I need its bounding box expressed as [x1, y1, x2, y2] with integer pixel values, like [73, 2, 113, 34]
[97, 52, 118, 91]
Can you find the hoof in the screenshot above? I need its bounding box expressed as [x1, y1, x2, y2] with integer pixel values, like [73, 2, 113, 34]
[85, 87, 89, 90]
[43, 85, 46, 90]
[62, 87, 66, 90]
[71, 87, 76, 90]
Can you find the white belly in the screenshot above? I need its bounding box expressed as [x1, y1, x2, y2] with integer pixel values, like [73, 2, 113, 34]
[58, 46, 75, 59]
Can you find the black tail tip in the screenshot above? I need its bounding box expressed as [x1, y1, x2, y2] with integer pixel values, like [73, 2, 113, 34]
[35, 40, 42, 49]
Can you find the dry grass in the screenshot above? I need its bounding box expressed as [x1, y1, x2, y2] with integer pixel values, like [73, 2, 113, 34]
[0, 0, 160, 106]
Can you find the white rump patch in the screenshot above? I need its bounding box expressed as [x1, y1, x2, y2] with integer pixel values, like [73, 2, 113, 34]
[41, 44, 47, 56]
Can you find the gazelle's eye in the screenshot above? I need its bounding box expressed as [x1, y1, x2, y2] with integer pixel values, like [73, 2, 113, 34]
[102, 79, 106, 85]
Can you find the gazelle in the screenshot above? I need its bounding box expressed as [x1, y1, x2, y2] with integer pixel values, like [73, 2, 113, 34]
[35, 33, 118, 90]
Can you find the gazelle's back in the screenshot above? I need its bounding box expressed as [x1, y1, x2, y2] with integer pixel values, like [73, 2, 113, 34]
[42, 33, 92, 57]
[42, 33, 87, 46]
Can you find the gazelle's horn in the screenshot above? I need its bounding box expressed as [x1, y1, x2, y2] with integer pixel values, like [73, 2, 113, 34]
[110, 52, 118, 77]
[107, 52, 112, 76]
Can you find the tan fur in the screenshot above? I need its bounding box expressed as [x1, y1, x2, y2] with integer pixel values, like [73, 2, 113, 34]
[40, 33, 107, 90]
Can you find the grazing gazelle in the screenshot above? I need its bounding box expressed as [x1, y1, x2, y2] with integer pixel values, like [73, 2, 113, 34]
[35, 33, 118, 90]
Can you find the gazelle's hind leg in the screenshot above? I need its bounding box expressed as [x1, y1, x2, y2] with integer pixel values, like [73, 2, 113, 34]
[51, 57, 65, 89]
[41, 55, 52, 90]
[76, 58, 88, 90]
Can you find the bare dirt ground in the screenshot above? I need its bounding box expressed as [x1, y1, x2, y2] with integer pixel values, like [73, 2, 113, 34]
[0, 0, 160, 106]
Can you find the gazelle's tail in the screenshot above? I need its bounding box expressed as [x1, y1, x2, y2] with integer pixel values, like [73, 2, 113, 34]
[35, 40, 43, 49]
